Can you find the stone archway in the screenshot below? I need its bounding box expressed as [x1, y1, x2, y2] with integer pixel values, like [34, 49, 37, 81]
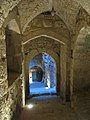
[29, 66, 43, 83]
[28, 53, 57, 96]
[73, 26, 90, 93]
[23, 49, 60, 102]
[24, 36, 67, 104]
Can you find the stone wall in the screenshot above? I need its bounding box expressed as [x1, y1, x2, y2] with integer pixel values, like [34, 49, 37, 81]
[0, 20, 22, 120]
[73, 27, 90, 92]
[43, 53, 56, 87]
[0, 75, 22, 120]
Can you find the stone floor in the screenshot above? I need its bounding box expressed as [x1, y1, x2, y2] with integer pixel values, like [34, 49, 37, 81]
[18, 89, 90, 120]
[30, 81, 56, 95]
[76, 89, 90, 120]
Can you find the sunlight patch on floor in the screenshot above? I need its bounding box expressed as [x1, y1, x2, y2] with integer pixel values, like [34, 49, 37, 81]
[29, 81, 56, 95]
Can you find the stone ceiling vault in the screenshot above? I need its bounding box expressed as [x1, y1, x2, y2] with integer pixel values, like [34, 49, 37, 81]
[24, 36, 61, 56]
[17, 0, 80, 33]
[0, 0, 90, 34]
[22, 13, 70, 45]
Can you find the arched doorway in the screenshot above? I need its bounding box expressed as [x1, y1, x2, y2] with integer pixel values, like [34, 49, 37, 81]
[29, 53, 57, 97]
[23, 36, 67, 103]
[29, 66, 43, 83]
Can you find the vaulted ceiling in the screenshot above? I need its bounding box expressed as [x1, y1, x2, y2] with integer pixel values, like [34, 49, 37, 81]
[0, 0, 90, 34]
[24, 36, 61, 56]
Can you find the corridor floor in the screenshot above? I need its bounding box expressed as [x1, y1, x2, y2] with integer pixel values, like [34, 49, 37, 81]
[30, 81, 56, 95]
[18, 96, 75, 120]
[18, 89, 90, 120]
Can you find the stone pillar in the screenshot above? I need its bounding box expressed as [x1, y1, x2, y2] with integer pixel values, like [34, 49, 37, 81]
[21, 41, 26, 106]
[44, 64, 50, 87]
[66, 46, 73, 102]
[56, 54, 60, 96]
[50, 64, 56, 88]
[22, 41, 30, 105]
[70, 35, 77, 98]
[24, 54, 30, 102]
[60, 45, 67, 101]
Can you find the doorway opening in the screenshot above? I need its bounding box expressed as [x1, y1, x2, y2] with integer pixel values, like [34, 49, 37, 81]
[29, 53, 57, 97]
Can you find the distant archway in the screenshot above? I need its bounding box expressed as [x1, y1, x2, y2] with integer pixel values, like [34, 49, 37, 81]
[28, 52, 57, 97]
[29, 66, 43, 83]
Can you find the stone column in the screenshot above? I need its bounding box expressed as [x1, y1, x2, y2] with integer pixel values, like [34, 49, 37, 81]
[56, 53, 60, 96]
[44, 64, 50, 87]
[66, 45, 73, 102]
[60, 45, 67, 101]
[70, 35, 77, 98]
[21, 41, 26, 106]
[23, 53, 30, 102]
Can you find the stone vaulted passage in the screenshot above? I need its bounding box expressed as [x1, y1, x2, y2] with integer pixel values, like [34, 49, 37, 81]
[29, 53, 57, 96]
[0, 0, 90, 120]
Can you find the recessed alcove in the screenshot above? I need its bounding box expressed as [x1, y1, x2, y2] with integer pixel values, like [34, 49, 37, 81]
[5, 19, 22, 86]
